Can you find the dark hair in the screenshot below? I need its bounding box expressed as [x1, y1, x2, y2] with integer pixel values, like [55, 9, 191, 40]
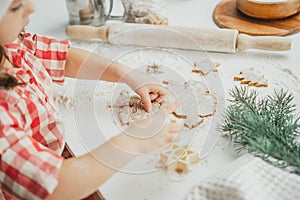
[0, 45, 25, 90]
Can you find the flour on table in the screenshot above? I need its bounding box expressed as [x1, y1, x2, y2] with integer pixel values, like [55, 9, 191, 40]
[57, 91, 75, 109]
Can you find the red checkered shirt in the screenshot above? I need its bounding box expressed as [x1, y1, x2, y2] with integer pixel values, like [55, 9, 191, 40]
[0, 33, 70, 200]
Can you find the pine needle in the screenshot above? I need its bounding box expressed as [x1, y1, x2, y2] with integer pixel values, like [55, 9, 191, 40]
[222, 86, 300, 175]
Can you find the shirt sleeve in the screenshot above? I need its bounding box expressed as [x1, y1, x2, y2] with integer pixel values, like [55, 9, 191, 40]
[23, 33, 71, 84]
[0, 108, 64, 200]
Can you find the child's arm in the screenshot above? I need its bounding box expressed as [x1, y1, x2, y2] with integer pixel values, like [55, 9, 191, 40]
[65, 47, 131, 83]
[49, 102, 180, 199]
[65, 47, 167, 112]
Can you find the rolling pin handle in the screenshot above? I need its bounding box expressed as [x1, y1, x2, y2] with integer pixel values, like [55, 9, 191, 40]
[65, 25, 109, 41]
[237, 34, 291, 51]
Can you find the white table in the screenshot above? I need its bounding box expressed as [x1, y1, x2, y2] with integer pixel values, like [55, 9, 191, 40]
[29, 0, 300, 199]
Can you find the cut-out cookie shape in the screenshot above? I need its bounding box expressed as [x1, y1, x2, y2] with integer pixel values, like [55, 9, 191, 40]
[110, 90, 162, 126]
[166, 80, 217, 129]
[234, 68, 268, 87]
[183, 114, 204, 129]
[160, 144, 200, 173]
[192, 61, 221, 76]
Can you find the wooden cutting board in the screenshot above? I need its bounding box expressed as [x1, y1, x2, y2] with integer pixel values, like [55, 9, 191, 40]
[213, 0, 300, 36]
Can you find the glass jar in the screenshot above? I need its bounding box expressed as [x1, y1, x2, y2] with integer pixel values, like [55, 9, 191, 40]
[65, 0, 114, 26]
[122, 0, 168, 25]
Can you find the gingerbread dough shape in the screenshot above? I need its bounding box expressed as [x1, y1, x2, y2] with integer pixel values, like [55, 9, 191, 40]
[234, 67, 268, 87]
[166, 80, 217, 129]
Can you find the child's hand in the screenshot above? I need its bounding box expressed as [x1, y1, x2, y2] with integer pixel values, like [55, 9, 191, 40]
[135, 82, 167, 113]
[122, 70, 167, 112]
[111, 101, 181, 154]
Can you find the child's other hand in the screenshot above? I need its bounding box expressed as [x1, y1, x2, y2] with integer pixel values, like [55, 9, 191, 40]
[112, 101, 181, 154]
[122, 70, 167, 112]
[135, 82, 167, 113]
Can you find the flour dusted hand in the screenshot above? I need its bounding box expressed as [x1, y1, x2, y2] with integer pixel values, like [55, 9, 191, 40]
[121, 69, 167, 112]
[111, 101, 181, 154]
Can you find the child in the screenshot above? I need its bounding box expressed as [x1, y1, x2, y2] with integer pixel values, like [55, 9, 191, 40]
[0, 0, 180, 199]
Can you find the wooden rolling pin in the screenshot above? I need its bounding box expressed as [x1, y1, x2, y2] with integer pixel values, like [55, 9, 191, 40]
[65, 23, 291, 53]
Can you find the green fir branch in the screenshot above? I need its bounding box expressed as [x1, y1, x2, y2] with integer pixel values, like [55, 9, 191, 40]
[222, 86, 300, 175]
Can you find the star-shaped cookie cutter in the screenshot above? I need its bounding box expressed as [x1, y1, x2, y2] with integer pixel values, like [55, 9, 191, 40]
[160, 144, 200, 173]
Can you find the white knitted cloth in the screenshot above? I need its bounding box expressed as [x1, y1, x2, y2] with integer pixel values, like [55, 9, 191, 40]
[186, 154, 300, 200]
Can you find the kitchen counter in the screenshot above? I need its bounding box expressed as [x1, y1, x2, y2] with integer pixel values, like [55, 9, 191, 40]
[29, 0, 300, 199]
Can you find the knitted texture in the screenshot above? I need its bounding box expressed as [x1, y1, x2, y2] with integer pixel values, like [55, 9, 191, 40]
[186, 154, 300, 200]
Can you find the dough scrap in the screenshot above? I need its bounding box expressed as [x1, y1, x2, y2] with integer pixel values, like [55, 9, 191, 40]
[146, 64, 164, 74]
